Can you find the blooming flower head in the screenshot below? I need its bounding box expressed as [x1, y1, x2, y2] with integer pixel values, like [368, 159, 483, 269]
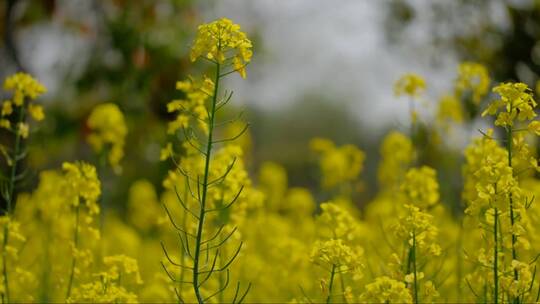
[436, 94, 464, 126]
[394, 204, 441, 257]
[1, 73, 46, 134]
[62, 161, 101, 217]
[378, 131, 415, 189]
[359, 276, 412, 303]
[310, 138, 365, 190]
[87, 103, 128, 173]
[3, 72, 47, 106]
[167, 76, 214, 135]
[455, 62, 490, 105]
[482, 82, 537, 127]
[400, 166, 439, 209]
[190, 18, 253, 78]
[394, 73, 426, 98]
[310, 239, 363, 276]
[462, 132, 520, 215]
[317, 202, 362, 242]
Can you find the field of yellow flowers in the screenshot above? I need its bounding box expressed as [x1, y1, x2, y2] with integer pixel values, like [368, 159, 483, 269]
[2, 17, 540, 304]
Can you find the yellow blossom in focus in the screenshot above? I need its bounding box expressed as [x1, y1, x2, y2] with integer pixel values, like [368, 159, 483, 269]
[167, 76, 214, 135]
[482, 82, 536, 127]
[190, 18, 253, 78]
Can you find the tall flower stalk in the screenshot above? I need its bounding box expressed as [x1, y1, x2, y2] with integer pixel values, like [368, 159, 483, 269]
[161, 18, 253, 304]
[0, 73, 46, 303]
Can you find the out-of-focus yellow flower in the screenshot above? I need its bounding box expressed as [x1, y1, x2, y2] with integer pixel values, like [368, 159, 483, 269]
[17, 122, 29, 139]
[359, 276, 412, 303]
[400, 166, 439, 209]
[394, 73, 426, 98]
[190, 18, 253, 78]
[378, 131, 415, 190]
[436, 94, 464, 125]
[27, 104, 44, 121]
[62, 161, 101, 218]
[87, 103, 127, 173]
[455, 62, 490, 105]
[310, 138, 365, 190]
[128, 180, 161, 232]
[3, 72, 46, 106]
[2, 101, 13, 116]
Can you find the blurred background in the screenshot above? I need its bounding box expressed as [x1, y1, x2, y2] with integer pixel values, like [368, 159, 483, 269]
[1, 0, 540, 211]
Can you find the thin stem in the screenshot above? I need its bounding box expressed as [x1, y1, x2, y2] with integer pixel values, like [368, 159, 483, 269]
[493, 208, 499, 304]
[192, 61, 221, 304]
[2, 105, 25, 304]
[412, 232, 419, 304]
[326, 264, 336, 304]
[506, 126, 520, 304]
[66, 204, 80, 299]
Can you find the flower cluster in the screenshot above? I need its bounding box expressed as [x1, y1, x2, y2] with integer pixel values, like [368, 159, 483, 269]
[190, 18, 253, 78]
[400, 166, 439, 209]
[1, 73, 46, 137]
[359, 276, 412, 303]
[483, 82, 536, 127]
[87, 103, 127, 173]
[455, 62, 490, 105]
[63, 162, 101, 210]
[167, 76, 214, 135]
[393, 204, 441, 257]
[310, 138, 365, 190]
[377, 131, 415, 189]
[394, 73, 426, 98]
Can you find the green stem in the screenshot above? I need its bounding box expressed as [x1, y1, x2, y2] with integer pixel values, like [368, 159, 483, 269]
[2, 106, 25, 304]
[493, 208, 499, 304]
[412, 232, 419, 304]
[66, 204, 80, 299]
[505, 127, 520, 304]
[326, 264, 336, 304]
[192, 62, 221, 304]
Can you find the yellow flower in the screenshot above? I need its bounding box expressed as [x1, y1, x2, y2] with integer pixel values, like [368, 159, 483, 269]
[310, 138, 365, 190]
[3, 72, 46, 106]
[378, 131, 415, 189]
[2, 101, 13, 116]
[190, 18, 253, 78]
[167, 76, 213, 135]
[28, 103, 45, 121]
[436, 94, 464, 125]
[87, 103, 127, 173]
[62, 161, 101, 216]
[310, 239, 363, 276]
[482, 82, 536, 127]
[17, 122, 29, 138]
[455, 62, 490, 105]
[359, 276, 412, 303]
[400, 166, 439, 209]
[394, 73, 426, 98]
[0, 119, 10, 129]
